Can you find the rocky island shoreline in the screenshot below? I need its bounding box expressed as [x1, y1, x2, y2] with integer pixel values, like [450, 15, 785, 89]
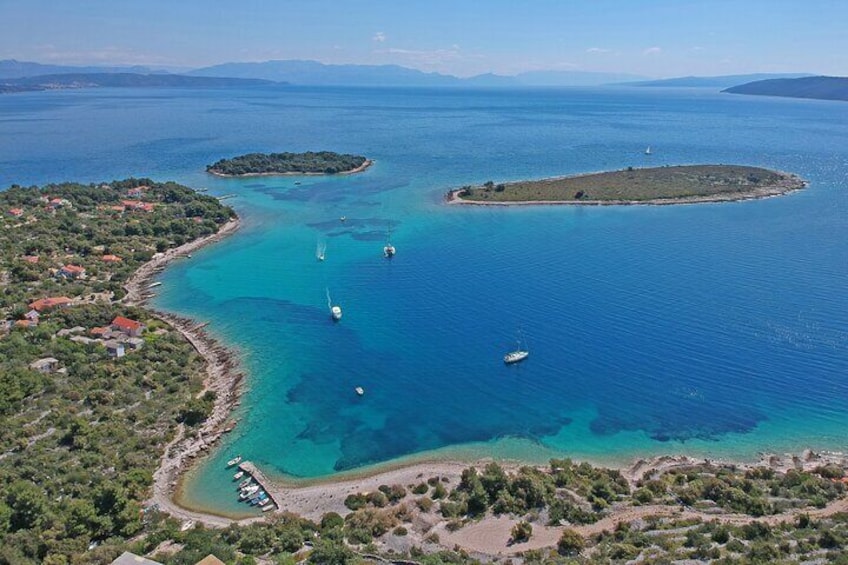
[448, 164, 806, 206]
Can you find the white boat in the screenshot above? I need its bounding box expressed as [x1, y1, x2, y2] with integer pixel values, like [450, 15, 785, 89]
[147, 281, 162, 289]
[258, 497, 271, 506]
[226, 455, 242, 467]
[239, 485, 260, 499]
[262, 504, 275, 512]
[504, 350, 529, 364]
[644, 146, 652, 155]
[327, 289, 342, 321]
[316, 241, 326, 262]
[504, 330, 529, 364]
[355, 386, 365, 396]
[238, 478, 252, 489]
[340, 216, 346, 222]
[383, 244, 396, 258]
[233, 470, 245, 480]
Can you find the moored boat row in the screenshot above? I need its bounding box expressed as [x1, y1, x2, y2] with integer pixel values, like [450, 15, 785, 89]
[227, 457, 278, 513]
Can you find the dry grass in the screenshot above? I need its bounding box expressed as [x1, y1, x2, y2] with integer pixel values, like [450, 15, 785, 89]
[457, 165, 803, 203]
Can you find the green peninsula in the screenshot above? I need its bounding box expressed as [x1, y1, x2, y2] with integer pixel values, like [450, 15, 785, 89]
[0, 179, 237, 562]
[207, 151, 371, 176]
[450, 164, 805, 205]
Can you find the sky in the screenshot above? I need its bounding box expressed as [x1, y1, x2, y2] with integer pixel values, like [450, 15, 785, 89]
[1, 0, 846, 78]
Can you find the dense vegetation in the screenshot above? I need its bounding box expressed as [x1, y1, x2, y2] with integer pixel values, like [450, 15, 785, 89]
[0, 179, 234, 563]
[206, 151, 368, 176]
[454, 165, 804, 203]
[724, 75, 848, 102]
[116, 458, 847, 564]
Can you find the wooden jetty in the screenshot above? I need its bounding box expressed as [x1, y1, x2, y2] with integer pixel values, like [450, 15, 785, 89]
[238, 461, 280, 512]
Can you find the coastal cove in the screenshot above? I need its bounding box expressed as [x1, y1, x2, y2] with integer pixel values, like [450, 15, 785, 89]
[2, 85, 848, 523]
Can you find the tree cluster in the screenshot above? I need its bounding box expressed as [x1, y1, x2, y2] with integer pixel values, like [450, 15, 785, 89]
[207, 152, 367, 176]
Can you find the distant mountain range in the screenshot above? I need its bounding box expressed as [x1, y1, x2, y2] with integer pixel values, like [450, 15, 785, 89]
[724, 76, 848, 102]
[0, 73, 275, 93]
[187, 59, 647, 87]
[621, 73, 812, 88]
[0, 58, 832, 94]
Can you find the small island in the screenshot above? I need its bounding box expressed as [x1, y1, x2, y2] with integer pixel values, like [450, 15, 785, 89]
[449, 165, 805, 205]
[207, 151, 371, 177]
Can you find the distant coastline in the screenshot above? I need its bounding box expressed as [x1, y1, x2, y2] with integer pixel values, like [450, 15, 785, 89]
[448, 165, 806, 206]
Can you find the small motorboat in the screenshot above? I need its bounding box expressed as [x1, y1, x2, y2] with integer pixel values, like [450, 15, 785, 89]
[238, 478, 253, 489]
[331, 305, 342, 321]
[226, 455, 242, 467]
[233, 470, 245, 480]
[383, 244, 396, 258]
[355, 386, 365, 396]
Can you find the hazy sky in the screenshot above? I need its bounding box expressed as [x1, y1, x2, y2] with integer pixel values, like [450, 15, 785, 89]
[2, 0, 846, 77]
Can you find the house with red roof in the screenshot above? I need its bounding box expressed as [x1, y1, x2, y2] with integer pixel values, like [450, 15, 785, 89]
[59, 264, 86, 279]
[111, 316, 145, 337]
[8, 208, 23, 217]
[120, 200, 154, 212]
[29, 296, 73, 312]
[102, 254, 122, 263]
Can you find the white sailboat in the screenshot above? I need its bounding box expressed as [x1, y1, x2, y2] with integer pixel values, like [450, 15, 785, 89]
[327, 289, 342, 321]
[644, 146, 652, 155]
[383, 226, 396, 258]
[504, 331, 529, 364]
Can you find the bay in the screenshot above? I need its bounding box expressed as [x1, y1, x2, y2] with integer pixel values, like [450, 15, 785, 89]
[2, 85, 846, 516]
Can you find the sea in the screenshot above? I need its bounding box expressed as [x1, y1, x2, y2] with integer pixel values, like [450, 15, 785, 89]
[1, 85, 847, 517]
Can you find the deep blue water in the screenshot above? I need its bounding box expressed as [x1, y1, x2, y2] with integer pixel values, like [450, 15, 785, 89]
[2, 85, 847, 516]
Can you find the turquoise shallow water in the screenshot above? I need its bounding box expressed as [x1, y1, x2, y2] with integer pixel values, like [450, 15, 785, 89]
[1, 85, 847, 516]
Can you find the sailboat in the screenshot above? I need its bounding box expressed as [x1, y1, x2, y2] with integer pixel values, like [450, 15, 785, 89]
[326, 289, 342, 321]
[644, 146, 652, 155]
[383, 227, 396, 258]
[504, 331, 529, 364]
[316, 241, 326, 262]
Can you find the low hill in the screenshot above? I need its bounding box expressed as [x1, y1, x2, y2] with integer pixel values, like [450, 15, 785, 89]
[621, 73, 811, 88]
[0, 73, 276, 93]
[723, 76, 848, 102]
[0, 58, 173, 79]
